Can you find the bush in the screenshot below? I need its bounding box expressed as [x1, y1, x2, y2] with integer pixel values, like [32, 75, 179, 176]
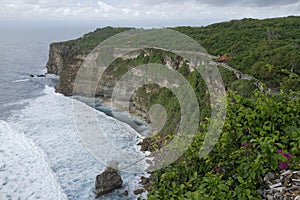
[147, 90, 300, 200]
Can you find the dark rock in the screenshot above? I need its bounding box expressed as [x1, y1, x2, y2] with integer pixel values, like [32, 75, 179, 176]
[37, 74, 46, 78]
[140, 176, 150, 185]
[95, 166, 123, 198]
[145, 159, 153, 165]
[140, 137, 152, 152]
[30, 74, 34, 77]
[144, 183, 152, 192]
[124, 190, 128, 196]
[134, 189, 144, 195]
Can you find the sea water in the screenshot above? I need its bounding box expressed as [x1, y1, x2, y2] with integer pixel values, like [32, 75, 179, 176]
[0, 23, 149, 200]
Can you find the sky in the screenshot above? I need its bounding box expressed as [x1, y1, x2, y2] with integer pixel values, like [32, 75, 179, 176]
[0, 0, 300, 27]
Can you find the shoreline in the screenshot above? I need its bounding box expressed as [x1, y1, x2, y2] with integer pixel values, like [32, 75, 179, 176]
[69, 92, 153, 198]
[96, 97, 150, 123]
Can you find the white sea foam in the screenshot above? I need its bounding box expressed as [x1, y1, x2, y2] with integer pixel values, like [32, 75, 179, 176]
[12, 79, 30, 83]
[0, 120, 67, 200]
[3, 86, 149, 200]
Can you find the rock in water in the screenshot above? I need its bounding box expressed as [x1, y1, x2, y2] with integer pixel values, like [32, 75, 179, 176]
[134, 188, 144, 195]
[37, 74, 46, 78]
[95, 166, 123, 198]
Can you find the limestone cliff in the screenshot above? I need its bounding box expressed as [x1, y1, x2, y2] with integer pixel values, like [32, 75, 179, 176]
[46, 26, 132, 96]
[46, 42, 89, 96]
[46, 40, 188, 122]
[46, 42, 185, 98]
[46, 43, 71, 75]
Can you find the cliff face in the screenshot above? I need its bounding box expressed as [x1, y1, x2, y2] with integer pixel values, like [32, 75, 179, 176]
[46, 42, 188, 122]
[46, 43, 72, 75]
[46, 43, 89, 96]
[46, 44, 185, 97]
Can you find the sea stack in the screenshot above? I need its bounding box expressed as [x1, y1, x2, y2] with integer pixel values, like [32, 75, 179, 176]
[95, 165, 123, 198]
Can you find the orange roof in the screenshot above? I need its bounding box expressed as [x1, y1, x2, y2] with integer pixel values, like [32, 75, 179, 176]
[219, 55, 229, 61]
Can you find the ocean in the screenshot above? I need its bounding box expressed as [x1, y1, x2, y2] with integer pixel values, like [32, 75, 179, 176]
[0, 23, 149, 200]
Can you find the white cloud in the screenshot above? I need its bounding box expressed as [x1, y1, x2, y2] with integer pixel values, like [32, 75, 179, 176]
[63, 8, 71, 16]
[140, 0, 299, 7]
[7, 4, 15, 8]
[0, 0, 299, 26]
[97, 1, 114, 13]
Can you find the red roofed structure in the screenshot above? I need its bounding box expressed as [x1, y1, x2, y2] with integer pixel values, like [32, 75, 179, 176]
[218, 55, 229, 62]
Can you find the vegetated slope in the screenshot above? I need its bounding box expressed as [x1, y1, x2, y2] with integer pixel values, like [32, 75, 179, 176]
[55, 26, 133, 51]
[173, 16, 300, 90]
[50, 16, 300, 92]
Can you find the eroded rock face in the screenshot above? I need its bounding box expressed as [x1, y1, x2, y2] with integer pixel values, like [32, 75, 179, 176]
[95, 166, 123, 198]
[46, 43, 73, 75]
[47, 43, 91, 96]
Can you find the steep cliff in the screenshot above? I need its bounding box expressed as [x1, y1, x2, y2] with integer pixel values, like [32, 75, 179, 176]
[46, 43, 72, 75]
[46, 40, 186, 97]
[47, 16, 300, 98]
[46, 39, 189, 122]
[47, 16, 300, 97]
[47, 43, 88, 95]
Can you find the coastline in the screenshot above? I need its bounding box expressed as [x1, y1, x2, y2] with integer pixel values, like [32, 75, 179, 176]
[65, 91, 153, 198]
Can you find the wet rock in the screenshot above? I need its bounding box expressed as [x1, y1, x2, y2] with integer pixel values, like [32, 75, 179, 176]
[134, 188, 144, 195]
[124, 190, 129, 196]
[139, 138, 153, 152]
[144, 183, 152, 192]
[140, 176, 150, 185]
[37, 74, 46, 77]
[95, 166, 123, 198]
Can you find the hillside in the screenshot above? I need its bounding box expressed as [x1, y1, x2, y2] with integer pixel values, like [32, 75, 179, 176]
[46, 16, 300, 200]
[173, 16, 300, 90]
[47, 16, 300, 93]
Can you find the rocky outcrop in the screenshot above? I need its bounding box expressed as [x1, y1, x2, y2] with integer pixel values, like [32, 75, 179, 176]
[259, 170, 300, 200]
[46, 43, 187, 97]
[95, 166, 123, 198]
[46, 43, 73, 75]
[134, 188, 144, 195]
[46, 43, 91, 96]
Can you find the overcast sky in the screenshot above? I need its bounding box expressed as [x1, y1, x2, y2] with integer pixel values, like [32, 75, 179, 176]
[1, 0, 300, 27]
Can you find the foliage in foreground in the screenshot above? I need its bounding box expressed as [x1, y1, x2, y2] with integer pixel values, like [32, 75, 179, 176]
[147, 90, 300, 200]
